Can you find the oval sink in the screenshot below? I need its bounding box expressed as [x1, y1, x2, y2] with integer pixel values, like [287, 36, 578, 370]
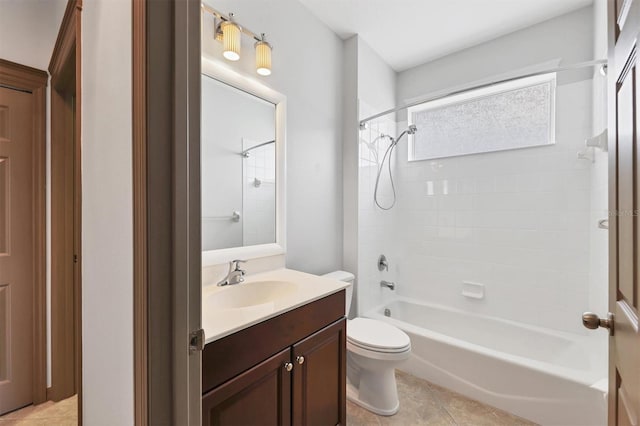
[207, 280, 299, 310]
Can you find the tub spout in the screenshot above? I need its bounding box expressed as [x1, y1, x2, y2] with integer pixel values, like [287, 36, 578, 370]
[380, 280, 395, 291]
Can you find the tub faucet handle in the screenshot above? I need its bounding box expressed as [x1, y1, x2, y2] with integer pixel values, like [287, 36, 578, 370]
[380, 280, 395, 291]
[378, 254, 389, 271]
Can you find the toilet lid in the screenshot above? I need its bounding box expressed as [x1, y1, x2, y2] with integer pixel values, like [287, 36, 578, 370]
[347, 318, 410, 352]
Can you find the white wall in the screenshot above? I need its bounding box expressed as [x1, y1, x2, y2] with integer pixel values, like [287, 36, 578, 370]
[342, 36, 359, 316]
[201, 75, 275, 250]
[357, 39, 396, 114]
[81, 0, 133, 424]
[0, 0, 67, 389]
[397, 6, 594, 106]
[356, 6, 600, 335]
[202, 0, 344, 275]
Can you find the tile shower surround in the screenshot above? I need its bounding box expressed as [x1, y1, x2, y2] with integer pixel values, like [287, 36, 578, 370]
[242, 142, 276, 246]
[358, 80, 595, 334]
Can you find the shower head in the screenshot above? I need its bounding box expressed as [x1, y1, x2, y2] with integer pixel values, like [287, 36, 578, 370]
[393, 125, 418, 144]
[374, 124, 418, 210]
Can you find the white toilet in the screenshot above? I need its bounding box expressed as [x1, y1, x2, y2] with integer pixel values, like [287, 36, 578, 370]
[323, 270, 411, 416]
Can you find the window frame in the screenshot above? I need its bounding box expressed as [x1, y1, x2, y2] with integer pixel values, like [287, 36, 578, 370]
[407, 72, 557, 161]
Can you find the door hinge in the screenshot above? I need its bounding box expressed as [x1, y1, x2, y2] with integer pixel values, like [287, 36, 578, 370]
[73, 254, 78, 264]
[189, 328, 206, 354]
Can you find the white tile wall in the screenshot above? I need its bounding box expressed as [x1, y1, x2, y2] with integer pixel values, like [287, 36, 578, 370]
[357, 101, 399, 316]
[359, 80, 598, 334]
[588, 71, 609, 317]
[242, 142, 276, 246]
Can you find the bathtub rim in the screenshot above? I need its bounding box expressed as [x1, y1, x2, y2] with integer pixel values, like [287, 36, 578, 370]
[365, 297, 608, 389]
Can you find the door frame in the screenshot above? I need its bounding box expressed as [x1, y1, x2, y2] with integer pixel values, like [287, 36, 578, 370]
[134, 0, 202, 424]
[606, 3, 618, 424]
[0, 59, 48, 406]
[48, 0, 82, 411]
[607, 1, 640, 425]
[132, 0, 148, 424]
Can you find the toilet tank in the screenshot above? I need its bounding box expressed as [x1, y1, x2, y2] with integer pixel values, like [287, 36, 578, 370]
[322, 270, 355, 316]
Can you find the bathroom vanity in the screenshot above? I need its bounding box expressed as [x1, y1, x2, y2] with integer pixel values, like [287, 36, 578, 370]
[199, 57, 350, 424]
[201, 269, 349, 425]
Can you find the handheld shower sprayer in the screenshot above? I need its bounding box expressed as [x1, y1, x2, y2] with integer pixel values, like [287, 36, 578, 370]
[373, 125, 418, 210]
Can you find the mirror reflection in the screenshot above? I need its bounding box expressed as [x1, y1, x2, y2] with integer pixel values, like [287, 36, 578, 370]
[201, 74, 276, 251]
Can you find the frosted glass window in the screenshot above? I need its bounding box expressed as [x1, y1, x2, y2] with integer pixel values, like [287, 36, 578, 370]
[408, 73, 556, 161]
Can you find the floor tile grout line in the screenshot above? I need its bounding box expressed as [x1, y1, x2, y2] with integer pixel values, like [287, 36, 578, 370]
[424, 381, 460, 425]
[425, 382, 458, 425]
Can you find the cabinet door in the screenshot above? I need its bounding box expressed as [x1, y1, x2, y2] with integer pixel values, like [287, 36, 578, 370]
[202, 348, 292, 426]
[292, 318, 346, 426]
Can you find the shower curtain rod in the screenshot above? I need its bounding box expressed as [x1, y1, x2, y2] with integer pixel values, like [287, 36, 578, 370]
[359, 59, 607, 128]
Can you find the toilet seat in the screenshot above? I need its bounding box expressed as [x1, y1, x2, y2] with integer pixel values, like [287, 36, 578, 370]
[347, 318, 411, 354]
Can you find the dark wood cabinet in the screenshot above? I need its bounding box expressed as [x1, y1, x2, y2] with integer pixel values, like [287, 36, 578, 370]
[202, 291, 346, 426]
[202, 349, 291, 426]
[292, 320, 346, 426]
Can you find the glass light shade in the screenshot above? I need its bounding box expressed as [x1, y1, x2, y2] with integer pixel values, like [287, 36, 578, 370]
[221, 21, 241, 61]
[255, 40, 272, 76]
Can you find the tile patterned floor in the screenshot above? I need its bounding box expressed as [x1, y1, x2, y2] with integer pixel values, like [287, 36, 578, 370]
[1, 373, 532, 426]
[347, 371, 537, 426]
[0, 395, 77, 426]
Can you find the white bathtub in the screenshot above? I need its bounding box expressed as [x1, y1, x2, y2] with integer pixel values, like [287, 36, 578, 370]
[366, 299, 608, 426]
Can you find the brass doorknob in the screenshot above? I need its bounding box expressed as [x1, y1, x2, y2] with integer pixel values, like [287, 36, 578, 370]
[284, 362, 293, 372]
[582, 312, 614, 335]
[296, 356, 305, 365]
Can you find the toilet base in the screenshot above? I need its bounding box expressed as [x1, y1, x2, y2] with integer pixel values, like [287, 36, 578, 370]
[346, 378, 400, 416]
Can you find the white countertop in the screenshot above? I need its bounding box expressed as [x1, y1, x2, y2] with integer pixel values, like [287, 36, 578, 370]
[202, 268, 350, 344]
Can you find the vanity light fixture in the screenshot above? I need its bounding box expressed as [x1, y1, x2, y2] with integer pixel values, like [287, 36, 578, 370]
[221, 15, 241, 61]
[255, 34, 272, 76]
[202, 4, 274, 76]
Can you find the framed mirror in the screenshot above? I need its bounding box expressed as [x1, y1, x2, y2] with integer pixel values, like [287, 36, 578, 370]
[201, 58, 286, 266]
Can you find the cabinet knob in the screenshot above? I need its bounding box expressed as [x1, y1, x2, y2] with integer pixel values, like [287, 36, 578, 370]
[296, 356, 305, 365]
[284, 362, 293, 372]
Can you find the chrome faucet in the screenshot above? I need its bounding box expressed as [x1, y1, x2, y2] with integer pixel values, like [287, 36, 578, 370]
[380, 280, 395, 290]
[217, 259, 247, 286]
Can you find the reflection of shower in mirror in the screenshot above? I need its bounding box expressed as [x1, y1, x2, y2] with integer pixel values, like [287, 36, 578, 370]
[201, 73, 276, 251]
[240, 139, 275, 158]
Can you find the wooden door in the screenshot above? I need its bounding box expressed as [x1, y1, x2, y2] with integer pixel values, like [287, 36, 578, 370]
[608, 1, 640, 424]
[49, 0, 82, 403]
[50, 80, 78, 401]
[202, 348, 292, 425]
[0, 86, 34, 414]
[292, 319, 346, 426]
